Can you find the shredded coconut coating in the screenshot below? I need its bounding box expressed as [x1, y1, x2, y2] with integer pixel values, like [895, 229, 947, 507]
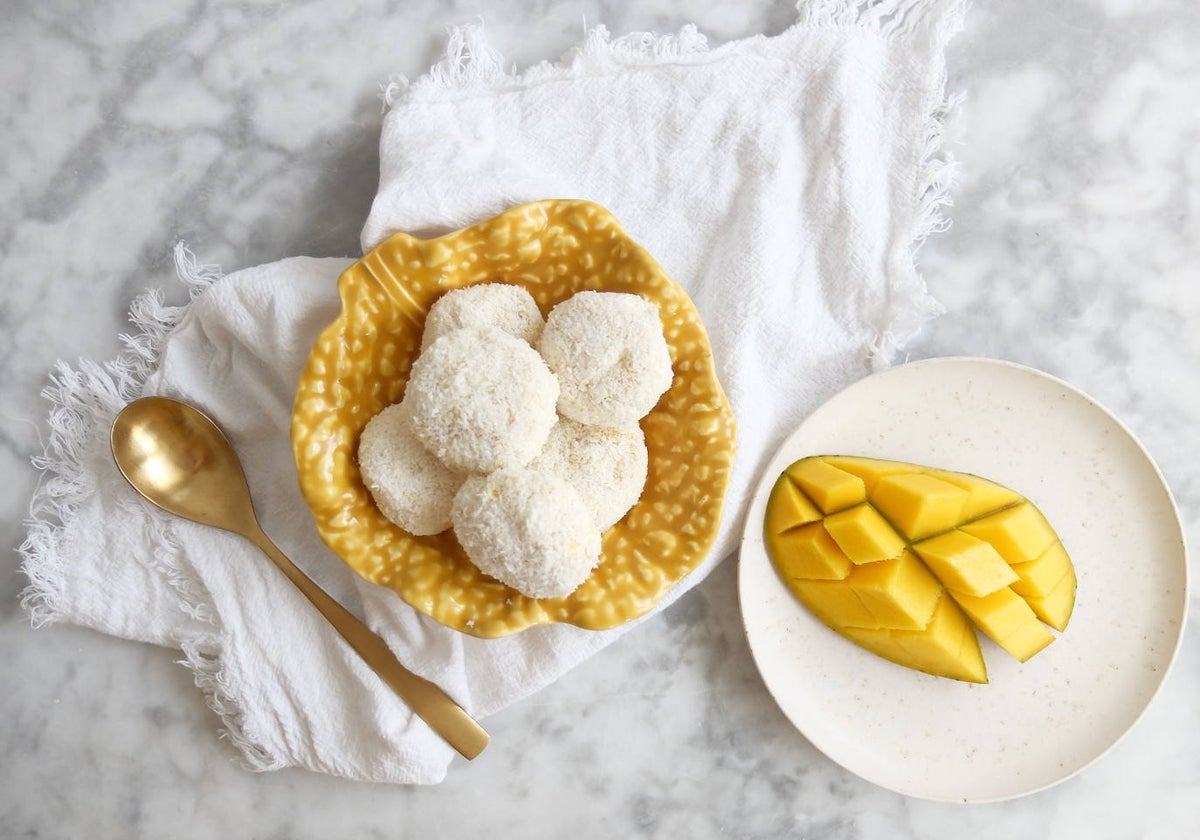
[406, 326, 559, 473]
[358, 402, 464, 535]
[530, 417, 648, 531]
[421, 283, 545, 350]
[538, 291, 673, 427]
[451, 469, 602, 599]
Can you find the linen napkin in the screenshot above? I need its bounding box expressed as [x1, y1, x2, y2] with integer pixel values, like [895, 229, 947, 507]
[20, 0, 966, 784]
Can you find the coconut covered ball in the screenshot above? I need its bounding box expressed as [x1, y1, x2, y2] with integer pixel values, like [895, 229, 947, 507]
[530, 418, 649, 531]
[421, 283, 545, 350]
[451, 468, 602, 600]
[538, 291, 673, 428]
[358, 401, 464, 536]
[405, 326, 559, 473]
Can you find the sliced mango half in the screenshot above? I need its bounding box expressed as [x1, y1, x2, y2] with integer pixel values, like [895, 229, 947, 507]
[764, 455, 1076, 683]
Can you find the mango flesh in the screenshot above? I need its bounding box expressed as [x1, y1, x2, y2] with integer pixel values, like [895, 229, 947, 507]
[847, 550, 942, 631]
[912, 530, 1018, 597]
[872, 473, 970, 541]
[764, 455, 1076, 683]
[823, 503, 907, 565]
[842, 594, 987, 684]
[950, 587, 1055, 662]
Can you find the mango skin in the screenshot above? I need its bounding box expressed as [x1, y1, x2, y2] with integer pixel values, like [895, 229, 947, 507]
[765, 455, 1076, 683]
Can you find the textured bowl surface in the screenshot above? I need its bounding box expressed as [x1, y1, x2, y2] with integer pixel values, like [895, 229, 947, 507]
[292, 200, 736, 637]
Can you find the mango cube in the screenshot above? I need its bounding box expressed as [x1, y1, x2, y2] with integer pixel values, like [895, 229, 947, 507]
[785, 458, 866, 513]
[789, 579, 879, 629]
[930, 469, 1022, 520]
[912, 530, 1019, 597]
[766, 522, 852, 580]
[892, 596, 987, 684]
[823, 456, 911, 493]
[840, 626, 914, 670]
[764, 474, 822, 535]
[1025, 562, 1076, 631]
[823, 503, 906, 565]
[847, 551, 942, 630]
[961, 503, 1057, 565]
[871, 473, 969, 540]
[951, 588, 1054, 662]
[1010, 541, 1071, 599]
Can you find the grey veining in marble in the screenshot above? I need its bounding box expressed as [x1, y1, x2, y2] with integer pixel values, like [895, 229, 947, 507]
[2, 0, 1197, 837]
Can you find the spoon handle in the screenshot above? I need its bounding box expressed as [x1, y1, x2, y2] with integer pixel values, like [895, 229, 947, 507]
[244, 526, 489, 760]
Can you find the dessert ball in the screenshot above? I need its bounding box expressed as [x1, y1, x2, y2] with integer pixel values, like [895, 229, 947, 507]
[405, 326, 559, 473]
[358, 402, 463, 535]
[451, 468, 602, 599]
[421, 283, 544, 350]
[538, 291, 673, 427]
[530, 418, 648, 530]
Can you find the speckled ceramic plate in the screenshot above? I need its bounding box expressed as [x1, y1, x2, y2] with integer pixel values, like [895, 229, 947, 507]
[738, 357, 1188, 802]
[292, 200, 735, 638]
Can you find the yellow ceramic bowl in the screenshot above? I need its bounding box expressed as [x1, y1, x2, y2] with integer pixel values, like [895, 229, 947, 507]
[291, 200, 736, 637]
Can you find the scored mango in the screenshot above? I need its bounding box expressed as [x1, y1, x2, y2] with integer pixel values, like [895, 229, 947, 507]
[764, 456, 1077, 683]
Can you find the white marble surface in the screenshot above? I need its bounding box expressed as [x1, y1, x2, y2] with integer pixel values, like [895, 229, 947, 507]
[2, 0, 1197, 836]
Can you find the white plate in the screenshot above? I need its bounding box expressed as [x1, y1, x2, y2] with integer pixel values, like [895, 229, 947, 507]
[738, 357, 1189, 802]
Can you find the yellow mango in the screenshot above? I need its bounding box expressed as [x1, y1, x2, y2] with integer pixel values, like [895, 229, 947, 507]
[823, 456, 911, 493]
[840, 626, 919, 674]
[1010, 541, 1071, 599]
[785, 459, 865, 513]
[789, 579, 880, 629]
[960, 503, 1057, 566]
[912, 530, 1019, 597]
[763, 455, 1075, 682]
[871, 473, 969, 540]
[766, 522, 851, 580]
[892, 596, 987, 684]
[930, 469, 1022, 521]
[823, 503, 906, 565]
[1024, 562, 1076, 631]
[764, 473, 823, 535]
[847, 550, 941, 630]
[951, 588, 1054, 663]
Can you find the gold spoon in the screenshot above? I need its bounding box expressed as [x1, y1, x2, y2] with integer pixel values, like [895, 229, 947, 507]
[110, 396, 489, 760]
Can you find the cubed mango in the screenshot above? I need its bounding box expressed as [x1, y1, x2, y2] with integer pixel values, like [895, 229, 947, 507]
[764, 455, 1075, 682]
[871, 473, 969, 540]
[930, 469, 1022, 521]
[848, 550, 941, 630]
[913, 530, 1019, 597]
[960, 503, 1057, 566]
[951, 587, 1054, 663]
[766, 522, 851, 580]
[823, 503, 906, 565]
[789, 579, 880, 630]
[840, 626, 914, 670]
[1010, 541, 1071, 599]
[822, 456, 912, 493]
[892, 596, 987, 684]
[785, 458, 866, 513]
[1024, 562, 1076, 631]
[764, 473, 823, 535]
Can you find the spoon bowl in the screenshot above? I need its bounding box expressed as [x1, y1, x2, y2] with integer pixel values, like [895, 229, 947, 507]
[111, 396, 258, 533]
[111, 396, 488, 760]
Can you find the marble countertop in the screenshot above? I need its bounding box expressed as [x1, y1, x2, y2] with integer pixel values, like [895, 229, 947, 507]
[2, 1, 1196, 837]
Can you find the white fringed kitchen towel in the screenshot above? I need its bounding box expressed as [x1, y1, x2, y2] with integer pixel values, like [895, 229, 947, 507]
[20, 0, 965, 784]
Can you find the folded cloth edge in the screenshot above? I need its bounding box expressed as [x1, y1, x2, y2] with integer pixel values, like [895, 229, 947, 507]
[18, 0, 967, 779]
[371, 0, 966, 368]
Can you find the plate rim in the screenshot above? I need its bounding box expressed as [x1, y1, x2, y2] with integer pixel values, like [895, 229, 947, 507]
[736, 354, 1190, 803]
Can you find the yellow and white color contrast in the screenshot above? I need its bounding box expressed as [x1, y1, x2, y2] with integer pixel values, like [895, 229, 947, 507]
[765, 456, 1076, 683]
